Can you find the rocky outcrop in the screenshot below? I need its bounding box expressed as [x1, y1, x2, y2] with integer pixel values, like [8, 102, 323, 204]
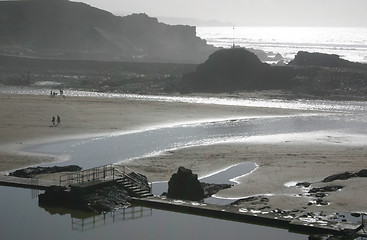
[180, 49, 367, 98]
[10, 165, 82, 178]
[181, 48, 295, 92]
[201, 183, 232, 198]
[322, 169, 367, 182]
[289, 51, 367, 70]
[308, 185, 343, 193]
[167, 167, 204, 201]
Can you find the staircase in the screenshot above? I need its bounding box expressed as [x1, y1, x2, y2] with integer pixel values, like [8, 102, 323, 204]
[117, 176, 153, 198]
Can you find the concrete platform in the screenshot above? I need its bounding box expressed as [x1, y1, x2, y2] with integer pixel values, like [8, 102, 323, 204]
[0, 175, 57, 190]
[132, 196, 364, 237]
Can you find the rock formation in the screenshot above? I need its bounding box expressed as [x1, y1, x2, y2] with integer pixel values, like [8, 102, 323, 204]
[181, 48, 295, 92]
[10, 165, 82, 178]
[289, 51, 367, 70]
[167, 167, 204, 201]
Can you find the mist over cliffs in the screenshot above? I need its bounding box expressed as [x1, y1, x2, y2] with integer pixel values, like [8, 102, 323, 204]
[0, 0, 216, 63]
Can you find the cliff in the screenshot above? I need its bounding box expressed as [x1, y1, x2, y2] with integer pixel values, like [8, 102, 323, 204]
[0, 0, 216, 63]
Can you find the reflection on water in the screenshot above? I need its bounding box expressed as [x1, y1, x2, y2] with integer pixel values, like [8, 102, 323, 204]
[71, 207, 153, 232]
[0, 186, 308, 240]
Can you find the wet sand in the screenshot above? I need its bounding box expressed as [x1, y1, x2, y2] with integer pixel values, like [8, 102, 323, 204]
[1, 94, 367, 214]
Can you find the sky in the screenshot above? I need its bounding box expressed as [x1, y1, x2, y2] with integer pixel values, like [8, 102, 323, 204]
[78, 0, 367, 27]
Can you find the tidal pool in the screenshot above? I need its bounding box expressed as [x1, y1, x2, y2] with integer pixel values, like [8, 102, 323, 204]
[0, 186, 308, 240]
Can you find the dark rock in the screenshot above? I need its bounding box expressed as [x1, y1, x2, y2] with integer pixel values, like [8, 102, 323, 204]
[322, 172, 357, 182]
[231, 196, 269, 206]
[39, 182, 130, 213]
[201, 182, 232, 198]
[356, 169, 367, 177]
[83, 185, 130, 212]
[315, 199, 328, 206]
[297, 182, 312, 187]
[181, 48, 296, 93]
[289, 51, 367, 70]
[315, 193, 327, 198]
[351, 213, 361, 218]
[10, 165, 82, 178]
[167, 167, 204, 201]
[309, 185, 343, 193]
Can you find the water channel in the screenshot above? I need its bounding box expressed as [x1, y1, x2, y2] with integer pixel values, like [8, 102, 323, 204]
[2, 90, 367, 239]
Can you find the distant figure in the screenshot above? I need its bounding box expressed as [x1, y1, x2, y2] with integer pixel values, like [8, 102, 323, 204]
[52, 116, 55, 126]
[57, 115, 61, 126]
[50, 90, 53, 97]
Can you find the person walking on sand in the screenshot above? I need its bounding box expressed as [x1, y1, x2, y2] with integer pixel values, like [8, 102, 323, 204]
[57, 115, 61, 126]
[52, 116, 55, 126]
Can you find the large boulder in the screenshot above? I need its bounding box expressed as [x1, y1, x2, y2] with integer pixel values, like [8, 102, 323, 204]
[167, 167, 204, 201]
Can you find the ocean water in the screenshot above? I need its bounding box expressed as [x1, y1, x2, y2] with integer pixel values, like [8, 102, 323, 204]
[197, 27, 367, 63]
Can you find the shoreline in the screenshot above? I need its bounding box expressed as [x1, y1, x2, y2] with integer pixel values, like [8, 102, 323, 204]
[0, 93, 308, 171]
[1, 93, 367, 216]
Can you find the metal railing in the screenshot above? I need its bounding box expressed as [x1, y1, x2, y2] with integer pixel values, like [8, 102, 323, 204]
[59, 164, 151, 192]
[113, 164, 151, 191]
[59, 164, 117, 186]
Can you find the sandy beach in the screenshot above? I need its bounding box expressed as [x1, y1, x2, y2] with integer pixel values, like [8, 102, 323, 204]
[1, 93, 367, 215]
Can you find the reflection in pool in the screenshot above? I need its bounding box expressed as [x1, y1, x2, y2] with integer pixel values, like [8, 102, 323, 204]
[1, 186, 308, 240]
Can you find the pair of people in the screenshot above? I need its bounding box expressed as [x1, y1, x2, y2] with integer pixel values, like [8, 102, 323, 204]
[51, 115, 61, 126]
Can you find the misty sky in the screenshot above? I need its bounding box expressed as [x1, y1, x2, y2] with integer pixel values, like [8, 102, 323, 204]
[79, 0, 367, 27]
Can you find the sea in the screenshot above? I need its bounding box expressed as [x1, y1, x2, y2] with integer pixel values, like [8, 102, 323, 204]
[196, 27, 367, 63]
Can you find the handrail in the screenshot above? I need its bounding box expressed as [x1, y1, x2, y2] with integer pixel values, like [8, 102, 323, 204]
[113, 164, 150, 191]
[59, 164, 116, 186]
[59, 163, 151, 193]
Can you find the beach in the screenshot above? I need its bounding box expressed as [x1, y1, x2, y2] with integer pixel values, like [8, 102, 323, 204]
[1, 93, 367, 214]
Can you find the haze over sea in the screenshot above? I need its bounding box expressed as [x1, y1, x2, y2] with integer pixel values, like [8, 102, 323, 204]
[197, 27, 367, 63]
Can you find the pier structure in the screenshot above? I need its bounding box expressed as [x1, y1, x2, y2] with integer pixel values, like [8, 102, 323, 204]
[59, 164, 153, 198]
[0, 164, 153, 198]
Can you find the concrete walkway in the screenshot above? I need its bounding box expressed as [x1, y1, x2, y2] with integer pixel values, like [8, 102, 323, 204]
[0, 174, 57, 190]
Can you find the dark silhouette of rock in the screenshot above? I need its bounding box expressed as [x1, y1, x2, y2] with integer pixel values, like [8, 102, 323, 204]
[289, 51, 367, 70]
[201, 182, 232, 198]
[322, 172, 357, 182]
[181, 48, 295, 92]
[309, 185, 343, 193]
[356, 169, 367, 177]
[10, 165, 82, 178]
[0, 0, 216, 63]
[322, 169, 367, 182]
[296, 182, 311, 187]
[167, 167, 204, 201]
